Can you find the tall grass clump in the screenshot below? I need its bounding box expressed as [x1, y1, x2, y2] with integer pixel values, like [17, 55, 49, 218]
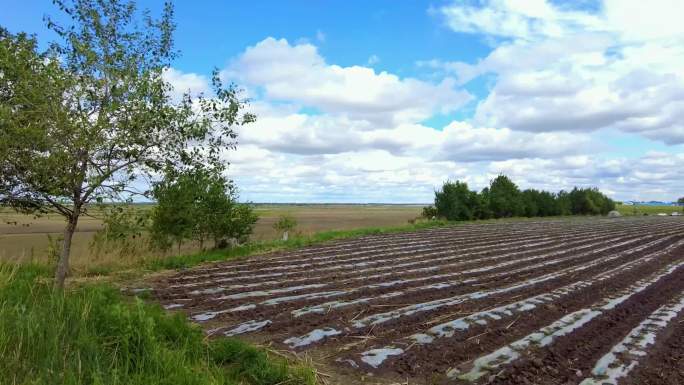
[0, 264, 316, 385]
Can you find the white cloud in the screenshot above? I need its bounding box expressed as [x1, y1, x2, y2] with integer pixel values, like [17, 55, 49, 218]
[162, 68, 210, 101]
[223, 37, 472, 125]
[165, 9, 684, 203]
[235, 106, 590, 161]
[437, 122, 592, 162]
[486, 152, 684, 201]
[432, 0, 684, 144]
[603, 0, 684, 41]
[438, 0, 603, 40]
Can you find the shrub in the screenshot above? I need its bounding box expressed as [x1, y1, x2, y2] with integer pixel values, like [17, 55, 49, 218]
[421, 205, 438, 218]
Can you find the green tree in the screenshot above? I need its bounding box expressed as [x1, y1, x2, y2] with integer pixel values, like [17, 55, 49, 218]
[556, 190, 572, 215]
[474, 187, 493, 220]
[488, 175, 524, 218]
[149, 172, 199, 254]
[567, 188, 615, 215]
[150, 169, 257, 251]
[227, 203, 259, 245]
[434, 181, 478, 221]
[521, 189, 540, 217]
[193, 171, 256, 248]
[678, 197, 684, 212]
[0, 1, 255, 288]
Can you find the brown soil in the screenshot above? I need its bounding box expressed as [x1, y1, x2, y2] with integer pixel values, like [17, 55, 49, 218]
[147, 216, 684, 385]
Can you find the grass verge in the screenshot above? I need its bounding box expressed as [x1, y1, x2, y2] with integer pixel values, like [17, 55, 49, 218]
[0, 263, 317, 385]
[146, 219, 452, 271]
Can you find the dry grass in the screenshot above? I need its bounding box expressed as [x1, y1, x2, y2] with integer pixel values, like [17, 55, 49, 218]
[0, 204, 422, 272]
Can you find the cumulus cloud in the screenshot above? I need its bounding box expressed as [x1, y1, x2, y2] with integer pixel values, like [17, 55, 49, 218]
[235, 107, 591, 161]
[436, 122, 592, 162]
[162, 7, 684, 203]
[432, 0, 684, 144]
[223, 37, 472, 125]
[487, 152, 684, 201]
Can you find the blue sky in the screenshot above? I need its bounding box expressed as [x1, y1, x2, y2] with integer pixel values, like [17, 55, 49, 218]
[3, 1, 684, 202]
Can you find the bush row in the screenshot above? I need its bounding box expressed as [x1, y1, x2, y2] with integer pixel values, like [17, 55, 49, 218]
[424, 175, 615, 221]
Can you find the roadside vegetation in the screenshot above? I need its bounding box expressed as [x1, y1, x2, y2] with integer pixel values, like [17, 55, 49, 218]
[0, 0, 313, 383]
[425, 174, 616, 221]
[0, 263, 316, 385]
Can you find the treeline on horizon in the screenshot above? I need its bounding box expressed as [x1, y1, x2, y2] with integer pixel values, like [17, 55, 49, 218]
[423, 175, 616, 221]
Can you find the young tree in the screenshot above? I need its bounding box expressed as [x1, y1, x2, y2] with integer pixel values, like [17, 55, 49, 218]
[226, 203, 258, 245]
[149, 172, 197, 253]
[193, 171, 257, 248]
[150, 169, 258, 251]
[0, 1, 255, 288]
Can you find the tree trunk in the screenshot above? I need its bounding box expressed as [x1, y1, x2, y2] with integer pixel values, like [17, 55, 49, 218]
[54, 213, 79, 289]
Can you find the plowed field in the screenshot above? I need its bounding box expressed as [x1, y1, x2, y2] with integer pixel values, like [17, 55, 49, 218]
[150, 217, 684, 384]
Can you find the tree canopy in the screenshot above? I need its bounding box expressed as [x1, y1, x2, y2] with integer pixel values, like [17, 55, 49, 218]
[428, 175, 615, 221]
[0, 0, 255, 288]
[150, 169, 257, 252]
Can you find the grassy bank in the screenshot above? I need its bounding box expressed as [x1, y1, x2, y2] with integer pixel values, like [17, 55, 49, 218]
[146, 219, 451, 271]
[0, 264, 316, 385]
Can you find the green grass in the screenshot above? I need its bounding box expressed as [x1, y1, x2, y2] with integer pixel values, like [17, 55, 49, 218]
[0, 264, 316, 385]
[147, 219, 451, 271]
[615, 203, 682, 216]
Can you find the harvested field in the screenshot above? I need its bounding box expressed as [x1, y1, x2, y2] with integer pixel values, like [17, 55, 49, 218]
[149, 217, 684, 384]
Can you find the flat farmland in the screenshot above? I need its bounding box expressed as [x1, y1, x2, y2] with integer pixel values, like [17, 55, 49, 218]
[150, 216, 684, 385]
[0, 204, 422, 268]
